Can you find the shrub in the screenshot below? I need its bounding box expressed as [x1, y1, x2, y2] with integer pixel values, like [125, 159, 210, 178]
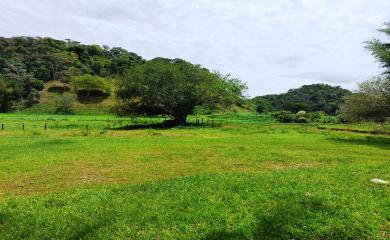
[297, 117, 308, 123]
[308, 112, 322, 122]
[271, 111, 294, 123]
[296, 111, 308, 118]
[73, 74, 111, 97]
[54, 94, 75, 115]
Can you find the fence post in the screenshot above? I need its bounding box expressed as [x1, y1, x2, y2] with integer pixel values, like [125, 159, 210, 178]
[45, 123, 47, 131]
[67, 125, 69, 130]
[1, 124, 3, 131]
[22, 123, 25, 131]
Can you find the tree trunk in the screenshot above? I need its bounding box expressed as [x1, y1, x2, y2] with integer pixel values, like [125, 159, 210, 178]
[172, 115, 187, 126]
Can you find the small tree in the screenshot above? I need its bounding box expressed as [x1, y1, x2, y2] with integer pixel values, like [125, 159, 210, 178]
[55, 93, 75, 115]
[72, 74, 111, 99]
[339, 77, 390, 122]
[116, 58, 246, 125]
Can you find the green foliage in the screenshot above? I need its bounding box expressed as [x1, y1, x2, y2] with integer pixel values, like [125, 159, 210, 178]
[117, 58, 246, 124]
[296, 110, 308, 118]
[308, 111, 323, 122]
[270, 110, 325, 123]
[0, 37, 144, 112]
[339, 77, 390, 122]
[365, 22, 390, 77]
[54, 93, 75, 115]
[73, 74, 111, 95]
[340, 23, 390, 123]
[271, 110, 295, 123]
[253, 97, 273, 113]
[253, 84, 351, 115]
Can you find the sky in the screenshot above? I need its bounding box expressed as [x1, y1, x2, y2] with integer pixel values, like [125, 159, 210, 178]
[0, 0, 389, 96]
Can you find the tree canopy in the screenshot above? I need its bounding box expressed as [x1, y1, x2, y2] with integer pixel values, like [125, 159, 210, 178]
[365, 22, 390, 77]
[73, 74, 111, 95]
[116, 58, 247, 124]
[253, 84, 351, 115]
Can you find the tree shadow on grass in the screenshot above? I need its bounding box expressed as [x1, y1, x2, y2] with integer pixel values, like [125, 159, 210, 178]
[202, 196, 371, 240]
[327, 135, 390, 150]
[111, 123, 173, 130]
[111, 122, 206, 130]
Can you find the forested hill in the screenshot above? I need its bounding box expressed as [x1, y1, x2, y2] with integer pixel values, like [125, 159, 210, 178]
[0, 37, 144, 112]
[253, 84, 351, 115]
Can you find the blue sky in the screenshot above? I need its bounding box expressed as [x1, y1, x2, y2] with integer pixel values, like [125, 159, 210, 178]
[0, 0, 389, 96]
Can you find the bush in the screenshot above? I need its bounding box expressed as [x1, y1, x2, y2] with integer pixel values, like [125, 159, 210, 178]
[73, 74, 111, 96]
[308, 112, 322, 122]
[54, 94, 75, 115]
[271, 110, 324, 123]
[271, 111, 294, 123]
[296, 111, 308, 118]
[297, 117, 308, 123]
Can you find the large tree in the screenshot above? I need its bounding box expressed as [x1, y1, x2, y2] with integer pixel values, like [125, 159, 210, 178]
[339, 77, 390, 122]
[116, 58, 246, 125]
[365, 22, 390, 76]
[340, 23, 390, 122]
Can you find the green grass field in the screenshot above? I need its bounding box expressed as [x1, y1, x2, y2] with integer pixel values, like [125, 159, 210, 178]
[0, 113, 389, 239]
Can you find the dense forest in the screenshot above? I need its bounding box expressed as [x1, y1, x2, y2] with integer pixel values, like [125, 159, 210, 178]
[252, 84, 351, 115]
[0, 37, 144, 112]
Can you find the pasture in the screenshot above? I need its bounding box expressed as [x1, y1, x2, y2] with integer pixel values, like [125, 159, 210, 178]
[0, 113, 389, 239]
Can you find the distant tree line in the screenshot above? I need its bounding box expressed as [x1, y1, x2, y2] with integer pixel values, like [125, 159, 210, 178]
[252, 84, 351, 115]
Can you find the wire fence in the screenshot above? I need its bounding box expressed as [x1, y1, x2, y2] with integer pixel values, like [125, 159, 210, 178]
[0, 116, 220, 132]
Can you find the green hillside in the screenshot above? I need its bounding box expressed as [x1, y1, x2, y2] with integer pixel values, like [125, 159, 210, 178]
[23, 80, 116, 115]
[0, 37, 144, 113]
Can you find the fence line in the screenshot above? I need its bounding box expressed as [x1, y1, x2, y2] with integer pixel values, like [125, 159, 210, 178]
[0, 118, 219, 131]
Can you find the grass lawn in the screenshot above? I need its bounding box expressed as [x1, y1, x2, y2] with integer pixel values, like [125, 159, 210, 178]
[0, 114, 389, 239]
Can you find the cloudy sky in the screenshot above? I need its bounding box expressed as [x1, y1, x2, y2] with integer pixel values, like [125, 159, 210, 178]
[0, 0, 389, 96]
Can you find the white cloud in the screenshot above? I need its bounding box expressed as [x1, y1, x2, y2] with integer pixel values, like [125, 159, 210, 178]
[0, 0, 389, 96]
